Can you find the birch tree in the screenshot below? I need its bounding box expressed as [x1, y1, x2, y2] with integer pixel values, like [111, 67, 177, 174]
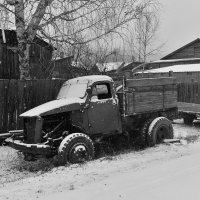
[0, 0, 158, 79]
[124, 3, 162, 62]
[135, 10, 163, 62]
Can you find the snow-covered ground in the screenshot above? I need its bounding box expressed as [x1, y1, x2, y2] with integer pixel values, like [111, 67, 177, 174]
[0, 119, 200, 200]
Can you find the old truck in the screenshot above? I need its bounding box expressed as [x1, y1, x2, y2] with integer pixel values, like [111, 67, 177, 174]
[4, 75, 177, 164]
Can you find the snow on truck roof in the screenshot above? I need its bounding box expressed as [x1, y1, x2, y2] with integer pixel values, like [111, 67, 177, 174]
[65, 75, 113, 84]
[140, 63, 200, 73]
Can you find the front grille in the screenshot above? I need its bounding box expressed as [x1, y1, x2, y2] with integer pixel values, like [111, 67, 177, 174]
[24, 118, 36, 143]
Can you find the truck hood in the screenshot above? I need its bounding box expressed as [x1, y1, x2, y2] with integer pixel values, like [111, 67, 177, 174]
[20, 98, 85, 117]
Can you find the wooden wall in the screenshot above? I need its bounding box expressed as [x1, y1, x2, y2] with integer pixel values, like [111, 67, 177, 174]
[0, 30, 53, 79]
[178, 82, 200, 104]
[162, 40, 200, 60]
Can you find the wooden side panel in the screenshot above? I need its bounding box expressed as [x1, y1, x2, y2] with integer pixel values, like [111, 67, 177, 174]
[132, 90, 163, 114]
[125, 78, 177, 115]
[164, 85, 177, 108]
[126, 77, 177, 87]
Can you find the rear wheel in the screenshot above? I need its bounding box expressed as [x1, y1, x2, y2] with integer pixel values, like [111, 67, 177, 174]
[147, 117, 173, 146]
[58, 133, 95, 165]
[140, 118, 154, 147]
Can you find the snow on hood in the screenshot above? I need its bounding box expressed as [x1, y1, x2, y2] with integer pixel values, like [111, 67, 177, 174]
[20, 98, 85, 117]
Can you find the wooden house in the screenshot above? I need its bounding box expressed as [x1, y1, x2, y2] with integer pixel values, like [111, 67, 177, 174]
[133, 63, 200, 83]
[116, 61, 143, 78]
[0, 29, 54, 79]
[51, 56, 100, 79]
[161, 38, 200, 60]
[132, 39, 200, 82]
[133, 38, 200, 72]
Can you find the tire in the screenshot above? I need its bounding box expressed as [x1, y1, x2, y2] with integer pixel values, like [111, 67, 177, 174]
[58, 133, 95, 165]
[139, 118, 154, 147]
[147, 117, 174, 146]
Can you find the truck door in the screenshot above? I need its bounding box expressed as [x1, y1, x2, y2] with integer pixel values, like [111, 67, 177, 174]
[87, 82, 121, 135]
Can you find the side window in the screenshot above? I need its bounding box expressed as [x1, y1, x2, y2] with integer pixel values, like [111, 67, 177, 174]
[92, 83, 112, 100]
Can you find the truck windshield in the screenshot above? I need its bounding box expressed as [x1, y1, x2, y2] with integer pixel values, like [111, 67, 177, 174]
[57, 83, 88, 99]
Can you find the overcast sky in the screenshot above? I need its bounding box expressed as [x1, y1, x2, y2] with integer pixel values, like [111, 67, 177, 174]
[159, 0, 200, 58]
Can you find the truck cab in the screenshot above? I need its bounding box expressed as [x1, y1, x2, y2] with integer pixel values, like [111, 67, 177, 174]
[85, 77, 122, 135]
[55, 75, 122, 136]
[6, 76, 122, 162]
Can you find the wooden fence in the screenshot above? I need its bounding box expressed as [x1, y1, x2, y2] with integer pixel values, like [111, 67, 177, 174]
[0, 79, 65, 133]
[177, 82, 200, 103]
[0, 79, 199, 133]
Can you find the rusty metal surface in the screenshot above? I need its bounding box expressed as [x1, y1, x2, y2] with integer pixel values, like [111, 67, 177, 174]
[63, 75, 113, 85]
[34, 117, 43, 143]
[0, 130, 23, 140]
[24, 118, 36, 143]
[6, 138, 52, 155]
[87, 98, 121, 135]
[20, 98, 84, 117]
[71, 110, 88, 133]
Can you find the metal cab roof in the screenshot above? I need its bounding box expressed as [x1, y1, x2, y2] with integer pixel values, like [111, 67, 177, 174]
[63, 75, 113, 85]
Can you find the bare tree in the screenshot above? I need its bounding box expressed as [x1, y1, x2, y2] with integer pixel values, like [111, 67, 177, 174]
[71, 40, 120, 73]
[0, 0, 158, 79]
[124, 2, 163, 62]
[135, 5, 164, 62]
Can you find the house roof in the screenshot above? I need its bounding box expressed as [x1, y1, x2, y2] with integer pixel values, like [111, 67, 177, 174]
[117, 61, 143, 72]
[139, 63, 200, 73]
[161, 38, 200, 60]
[132, 58, 200, 73]
[0, 29, 54, 51]
[96, 62, 124, 72]
[152, 58, 200, 63]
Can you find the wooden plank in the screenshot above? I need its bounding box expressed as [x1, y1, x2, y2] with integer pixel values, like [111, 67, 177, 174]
[16, 80, 24, 129]
[178, 102, 200, 113]
[0, 80, 4, 132]
[2, 80, 9, 132]
[125, 77, 177, 115]
[8, 80, 17, 130]
[126, 77, 177, 88]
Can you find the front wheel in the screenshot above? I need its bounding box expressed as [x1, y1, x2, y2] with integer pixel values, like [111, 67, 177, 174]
[147, 117, 174, 146]
[58, 133, 95, 165]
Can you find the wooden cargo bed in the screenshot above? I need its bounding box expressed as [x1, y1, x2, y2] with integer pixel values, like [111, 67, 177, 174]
[117, 77, 177, 116]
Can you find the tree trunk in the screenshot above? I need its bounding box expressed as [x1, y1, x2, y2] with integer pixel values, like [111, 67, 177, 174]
[18, 42, 31, 79]
[14, 0, 31, 79]
[13, 0, 53, 79]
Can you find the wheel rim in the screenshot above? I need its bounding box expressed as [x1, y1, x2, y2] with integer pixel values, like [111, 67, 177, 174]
[156, 125, 169, 143]
[68, 143, 89, 163]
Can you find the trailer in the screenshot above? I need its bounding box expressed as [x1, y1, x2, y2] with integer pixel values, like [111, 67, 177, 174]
[178, 102, 200, 124]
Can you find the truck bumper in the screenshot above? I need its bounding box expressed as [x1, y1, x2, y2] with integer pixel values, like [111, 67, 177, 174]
[6, 138, 52, 156]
